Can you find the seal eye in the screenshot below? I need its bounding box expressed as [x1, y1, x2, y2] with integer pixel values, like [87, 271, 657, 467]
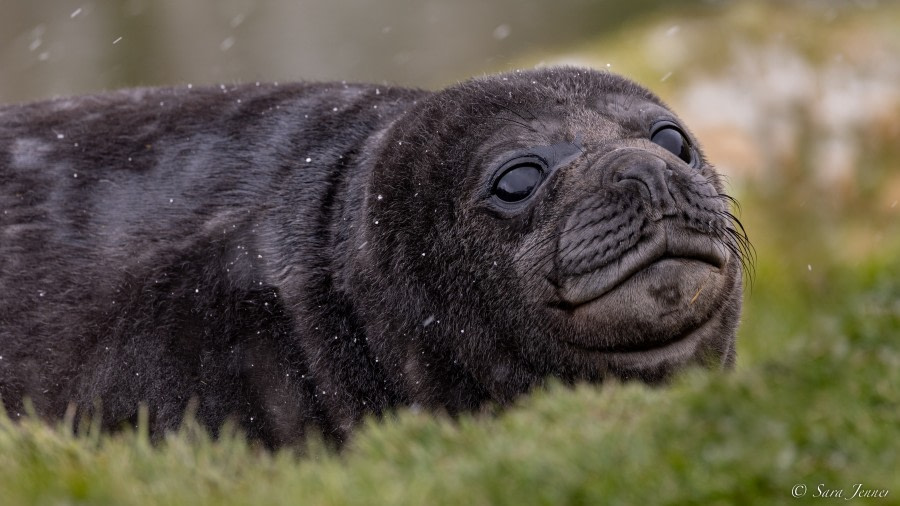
[650, 124, 693, 165]
[494, 163, 543, 203]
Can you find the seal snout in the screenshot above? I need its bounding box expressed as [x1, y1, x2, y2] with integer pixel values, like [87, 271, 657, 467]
[553, 151, 731, 308]
[614, 156, 678, 219]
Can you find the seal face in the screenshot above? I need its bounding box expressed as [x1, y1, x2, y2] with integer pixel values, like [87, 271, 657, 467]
[0, 68, 748, 446]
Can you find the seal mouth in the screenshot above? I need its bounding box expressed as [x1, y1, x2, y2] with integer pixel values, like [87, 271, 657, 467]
[553, 225, 729, 309]
[554, 301, 719, 367]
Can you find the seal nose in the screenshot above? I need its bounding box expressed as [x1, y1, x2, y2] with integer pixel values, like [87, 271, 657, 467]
[616, 157, 677, 217]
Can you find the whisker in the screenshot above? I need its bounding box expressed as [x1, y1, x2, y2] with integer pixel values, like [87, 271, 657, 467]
[485, 99, 542, 136]
[471, 114, 536, 135]
[513, 228, 560, 264]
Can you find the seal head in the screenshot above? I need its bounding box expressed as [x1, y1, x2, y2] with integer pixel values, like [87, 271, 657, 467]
[353, 68, 747, 410]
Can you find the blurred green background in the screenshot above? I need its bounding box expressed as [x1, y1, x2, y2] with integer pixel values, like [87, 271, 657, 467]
[1, 1, 898, 503]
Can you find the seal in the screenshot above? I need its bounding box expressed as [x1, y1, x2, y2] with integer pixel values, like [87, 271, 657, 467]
[0, 68, 748, 446]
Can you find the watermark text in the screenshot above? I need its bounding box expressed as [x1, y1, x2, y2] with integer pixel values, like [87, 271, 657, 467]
[792, 483, 890, 500]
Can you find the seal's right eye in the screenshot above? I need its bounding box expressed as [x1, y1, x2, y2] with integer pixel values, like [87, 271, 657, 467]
[493, 163, 543, 203]
[650, 122, 695, 166]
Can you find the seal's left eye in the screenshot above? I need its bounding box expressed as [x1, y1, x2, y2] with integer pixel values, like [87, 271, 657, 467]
[650, 124, 693, 166]
[494, 163, 543, 203]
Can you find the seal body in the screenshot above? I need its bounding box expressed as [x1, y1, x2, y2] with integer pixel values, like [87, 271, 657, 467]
[0, 68, 746, 446]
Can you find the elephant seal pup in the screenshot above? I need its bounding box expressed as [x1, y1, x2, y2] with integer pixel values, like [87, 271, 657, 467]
[0, 67, 748, 446]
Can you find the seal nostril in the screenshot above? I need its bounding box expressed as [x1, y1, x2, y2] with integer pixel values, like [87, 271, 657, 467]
[616, 157, 677, 215]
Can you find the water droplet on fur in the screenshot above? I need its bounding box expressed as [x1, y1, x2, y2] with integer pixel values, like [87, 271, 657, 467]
[305, 157, 312, 163]
[377, 194, 383, 200]
[56, 133, 65, 139]
[422, 315, 435, 327]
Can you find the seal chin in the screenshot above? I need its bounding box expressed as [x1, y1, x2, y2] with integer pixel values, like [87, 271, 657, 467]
[558, 300, 725, 379]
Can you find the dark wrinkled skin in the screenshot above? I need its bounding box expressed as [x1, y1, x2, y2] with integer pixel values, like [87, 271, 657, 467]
[0, 68, 747, 447]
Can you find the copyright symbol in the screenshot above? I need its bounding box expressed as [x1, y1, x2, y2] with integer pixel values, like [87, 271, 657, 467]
[792, 484, 807, 497]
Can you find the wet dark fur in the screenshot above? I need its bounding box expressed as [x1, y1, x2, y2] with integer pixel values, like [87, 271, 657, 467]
[0, 68, 747, 446]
